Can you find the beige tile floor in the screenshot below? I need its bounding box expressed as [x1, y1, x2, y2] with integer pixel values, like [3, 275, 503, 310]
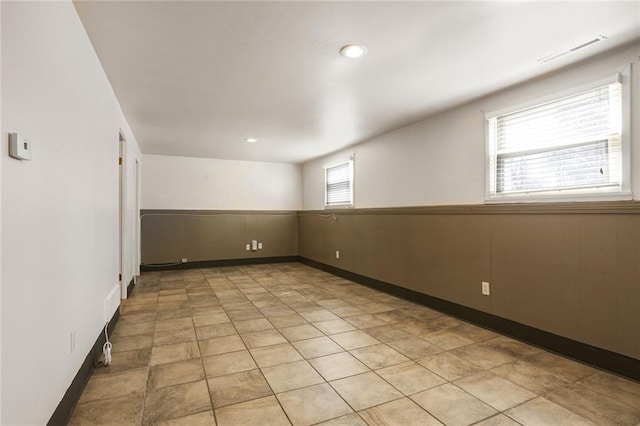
[69, 263, 640, 425]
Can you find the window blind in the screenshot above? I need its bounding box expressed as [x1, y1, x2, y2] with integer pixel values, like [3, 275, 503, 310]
[487, 81, 622, 197]
[325, 161, 352, 206]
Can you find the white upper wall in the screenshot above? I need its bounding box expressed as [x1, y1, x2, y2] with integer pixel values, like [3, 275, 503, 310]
[142, 154, 302, 211]
[303, 43, 640, 210]
[1, 2, 141, 424]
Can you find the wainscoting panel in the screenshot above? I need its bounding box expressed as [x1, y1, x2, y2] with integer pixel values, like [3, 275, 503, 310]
[141, 210, 298, 266]
[299, 202, 640, 360]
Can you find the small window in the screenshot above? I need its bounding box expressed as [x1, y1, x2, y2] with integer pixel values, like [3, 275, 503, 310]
[325, 160, 353, 207]
[486, 78, 626, 201]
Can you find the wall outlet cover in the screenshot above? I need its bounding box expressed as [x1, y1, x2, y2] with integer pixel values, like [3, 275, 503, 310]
[482, 281, 491, 296]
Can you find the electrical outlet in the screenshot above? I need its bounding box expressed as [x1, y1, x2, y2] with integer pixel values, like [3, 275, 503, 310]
[482, 281, 490, 296]
[70, 331, 76, 353]
[258, 242, 263, 249]
[181, 258, 188, 263]
[245, 243, 251, 251]
[336, 250, 340, 259]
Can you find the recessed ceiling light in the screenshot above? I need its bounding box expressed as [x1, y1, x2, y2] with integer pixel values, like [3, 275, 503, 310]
[340, 44, 367, 58]
[245, 137, 258, 143]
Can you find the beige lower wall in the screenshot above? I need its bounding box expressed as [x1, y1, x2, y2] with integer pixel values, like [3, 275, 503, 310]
[299, 203, 640, 360]
[141, 210, 298, 264]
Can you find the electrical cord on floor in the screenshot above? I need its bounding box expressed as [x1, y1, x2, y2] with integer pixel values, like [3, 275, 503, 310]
[102, 322, 112, 366]
[94, 322, 113, 368]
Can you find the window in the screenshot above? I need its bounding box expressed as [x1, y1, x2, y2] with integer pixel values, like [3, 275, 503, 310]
[325, 160, 353, 207]
[486, 77, 627, 201]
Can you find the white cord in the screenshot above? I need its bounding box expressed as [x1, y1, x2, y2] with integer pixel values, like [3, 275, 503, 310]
[102, 322, 112, 366]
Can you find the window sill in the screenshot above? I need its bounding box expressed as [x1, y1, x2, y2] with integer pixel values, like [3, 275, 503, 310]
[485, 191, 632, 204]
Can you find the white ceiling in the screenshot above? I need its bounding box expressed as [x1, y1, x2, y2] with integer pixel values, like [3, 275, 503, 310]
[74, 1, 640, 164]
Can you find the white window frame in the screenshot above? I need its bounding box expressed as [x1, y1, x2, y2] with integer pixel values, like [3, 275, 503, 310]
[324, 160, 354, 208]
[485, 66, 631, 203]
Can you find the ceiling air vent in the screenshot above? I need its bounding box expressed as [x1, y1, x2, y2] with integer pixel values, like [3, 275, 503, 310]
[538, 34, 607, 64]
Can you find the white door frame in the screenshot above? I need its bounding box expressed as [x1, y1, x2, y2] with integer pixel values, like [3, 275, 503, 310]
[135, 159, 140, 278]
[118, 131, 127, 299]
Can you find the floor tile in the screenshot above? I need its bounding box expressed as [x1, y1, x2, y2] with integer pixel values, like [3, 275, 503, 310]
[376, 361, 446, 395]
[111, 334, 153, 353]
[578, 371, 640, 409]
[119, 311, 157, 324]
[262, 360, 325, 393]
[111, 321, 155, 338]
[69, 393, 144, 425]
[330, 372, 403, 411]
[293, 336, 344, 358]
[199, 334, 246, 357]
[215, 396, 290, 426]
[155, 317, 194, 332]
[190, 305, 224, 317]
[473, 414, 521, 426]
[329, 306, 368, 318]
[450, 342, 515, 369]
[314, 319, 357, 334]
[300, 309, 340, 323]
[491, 359, 569, 394]
[483, 335, 542, 358]
[241, 329, 288, 348]
[316, 413, 367, 426]
[350, 344, 409, 369]
[73, 264, 633, 426]
[279, 324, 324, 341]
[268, 313, 308, 328]
[208, 369, 272, 408]
[450, 323, 499, 343]
[455, 371, 536, 411]
[386, 337, 441, 359]
[317, 299, 352, 309]
[150, 341, 201, 366]
[330, 330, 380, 350]
[422, 329, 475, 350]
[359, 397, 442, 426]
[251, 342, 303, 367]
[155, 410, 216, 425]
[309, 352, 369, 381]
[358, 302, 394, 314]
[196, 323, 236, 340]
[227, 308, 266, 322]
[192, 312, 230, 327]
[411, 383, 497, 426]
[203, 350, 256, 378]
[346, 314, 389, 329]
[157, 308, 192, 321]
[544, 383, 640, 425]
[78, 368, 147, 404]
[148, 359, 205, 390]
[363, 325, 414, 343]
[505, 397, 596, 426]
[277, 383, 352, 426]
[143, 380, 212, 424]
[153, 325, 197, 346]
[523, 351, 597, 383]
[234, 317, 275, 333]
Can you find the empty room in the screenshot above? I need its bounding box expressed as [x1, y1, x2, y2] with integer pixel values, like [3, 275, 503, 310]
[1, 1, 639, 425]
